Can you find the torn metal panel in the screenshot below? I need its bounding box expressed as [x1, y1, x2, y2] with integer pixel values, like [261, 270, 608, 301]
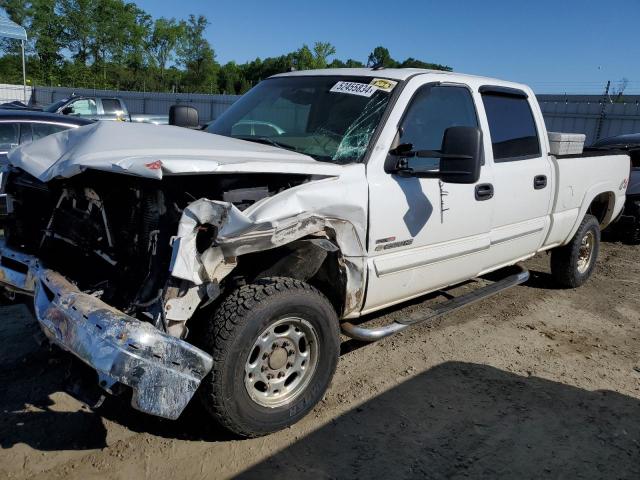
[7, 121, 344, 182]
[169, 198, 243, 285]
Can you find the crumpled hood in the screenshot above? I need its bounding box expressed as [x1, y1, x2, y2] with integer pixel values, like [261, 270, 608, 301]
[7, 121, 343, 181]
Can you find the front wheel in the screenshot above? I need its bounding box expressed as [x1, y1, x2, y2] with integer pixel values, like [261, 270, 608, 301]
[550, 214, 601, 288]
[199, 277, 340, 438]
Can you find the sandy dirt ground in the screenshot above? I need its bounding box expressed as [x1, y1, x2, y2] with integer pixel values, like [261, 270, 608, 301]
[0, 240, 639, 479]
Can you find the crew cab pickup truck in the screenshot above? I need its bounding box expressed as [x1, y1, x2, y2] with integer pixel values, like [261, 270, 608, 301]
[0, 68, 630, 438]
[43, 95, 168, 124]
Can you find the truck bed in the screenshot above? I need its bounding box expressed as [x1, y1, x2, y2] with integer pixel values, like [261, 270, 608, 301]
[543, 152, 630, 248]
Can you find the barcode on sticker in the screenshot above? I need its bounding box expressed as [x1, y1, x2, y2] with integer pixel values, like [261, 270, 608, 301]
[330, 81, 378, 97]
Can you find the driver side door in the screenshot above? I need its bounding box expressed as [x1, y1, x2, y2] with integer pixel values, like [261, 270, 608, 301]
[363, 83, 494, 314]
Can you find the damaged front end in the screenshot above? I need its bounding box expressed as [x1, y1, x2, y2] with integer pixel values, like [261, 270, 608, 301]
[35, 268, 213, 419]
[0, 237, 213, 419]
[0, 159, 367, 419]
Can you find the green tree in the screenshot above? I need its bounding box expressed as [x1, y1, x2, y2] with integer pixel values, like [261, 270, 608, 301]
[366, 46, 451, 72]
[329, 58, 365, 68]
[0, 0, 66, 84]
[117, 4, 152, 90]
[29, 0, 65, 83]
[292, 44, 315, 70]
[176, 14, 217, 92]
[148, 17, 183, 87]
[398, 57, 451, 71]
[312, 41, 336, 69]
[58, 0, 94, 64]
[219, 61, 240, 94]
[367, 46, 396, 68]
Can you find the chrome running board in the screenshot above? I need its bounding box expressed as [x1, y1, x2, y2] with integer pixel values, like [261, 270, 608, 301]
[341, 266, 530, 342]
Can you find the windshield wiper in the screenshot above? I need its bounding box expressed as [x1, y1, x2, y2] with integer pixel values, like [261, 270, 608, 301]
[234, 135, 299, 153]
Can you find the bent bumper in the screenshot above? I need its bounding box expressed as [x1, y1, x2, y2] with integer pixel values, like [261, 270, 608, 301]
[0, 241, 213, 420]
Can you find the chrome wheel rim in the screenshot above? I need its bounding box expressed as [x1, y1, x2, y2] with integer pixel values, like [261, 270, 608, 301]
[577, 231, 595, 274]
[244, 317, 319, 408]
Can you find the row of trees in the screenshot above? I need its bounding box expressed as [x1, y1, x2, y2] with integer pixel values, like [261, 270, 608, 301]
[0, 0, 451, 94]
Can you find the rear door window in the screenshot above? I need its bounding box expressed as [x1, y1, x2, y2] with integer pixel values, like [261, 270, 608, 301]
[101, 98, 123, 115]
[32, 123, 71, 141]
[481, 92, 541, 161]
[0, 123, 19, 152]
[19, 123, 33, 144]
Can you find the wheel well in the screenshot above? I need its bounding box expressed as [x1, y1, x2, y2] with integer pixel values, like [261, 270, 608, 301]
[587, 191, 616, 227]
[226, 238, 347, 316]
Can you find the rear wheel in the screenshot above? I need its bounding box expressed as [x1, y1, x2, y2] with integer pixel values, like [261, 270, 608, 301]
[551, 214, 600, 288]
[199, 277, 340, 438]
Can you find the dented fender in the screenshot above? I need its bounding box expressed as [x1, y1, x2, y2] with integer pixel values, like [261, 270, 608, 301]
[169, 165, 369, 317]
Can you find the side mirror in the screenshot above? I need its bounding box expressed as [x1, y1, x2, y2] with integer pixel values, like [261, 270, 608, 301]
[439, 126, 483, 184]
[169, 105, 199, 129]
[61, 106, 73, 115]
[385, 126, 482, 184]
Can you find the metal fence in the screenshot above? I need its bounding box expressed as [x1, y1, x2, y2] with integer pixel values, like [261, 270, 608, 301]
[537, 94, 640, 145]
[2, 84, 640, 144]
[0, 83, 31, 104]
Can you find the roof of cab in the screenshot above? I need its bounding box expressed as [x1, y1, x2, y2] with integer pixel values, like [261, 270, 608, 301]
[273, 68, 438, 81]
[0, 109, 94, 125]
[272, 68, 530, 91]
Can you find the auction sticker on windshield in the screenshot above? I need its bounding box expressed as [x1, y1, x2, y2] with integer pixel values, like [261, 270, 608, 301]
[370, 78, 398, 92]
[330, 81, 378, 97]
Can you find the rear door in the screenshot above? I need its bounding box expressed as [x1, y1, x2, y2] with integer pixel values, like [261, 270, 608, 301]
[479, 87, 553, 267]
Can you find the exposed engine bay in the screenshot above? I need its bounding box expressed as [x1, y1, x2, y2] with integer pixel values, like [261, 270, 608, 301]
[2, 168, 315, 335]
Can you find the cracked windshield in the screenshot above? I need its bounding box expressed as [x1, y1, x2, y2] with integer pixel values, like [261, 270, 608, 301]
[207, 76, 396, 164]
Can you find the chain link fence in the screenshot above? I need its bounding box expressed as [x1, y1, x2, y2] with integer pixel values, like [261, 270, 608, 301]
[0, 83, 31, 104]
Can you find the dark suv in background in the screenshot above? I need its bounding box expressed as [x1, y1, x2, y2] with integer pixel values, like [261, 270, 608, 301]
[592, 134, 640, 243]
[0, 110, 93, 163]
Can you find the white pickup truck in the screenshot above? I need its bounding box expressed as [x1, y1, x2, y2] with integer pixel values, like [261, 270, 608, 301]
[0, 68, 630, 437]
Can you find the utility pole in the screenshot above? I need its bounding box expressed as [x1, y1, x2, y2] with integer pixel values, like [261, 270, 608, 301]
[595, 80, 610, 142]
[21, 40, 27, 103]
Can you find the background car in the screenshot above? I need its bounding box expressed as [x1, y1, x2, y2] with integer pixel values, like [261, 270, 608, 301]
[591, 133, 640, 243]
[43, 96, 168, 124]
[0, 110, 94, 163]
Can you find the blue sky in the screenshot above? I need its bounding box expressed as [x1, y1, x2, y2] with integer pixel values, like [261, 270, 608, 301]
[134, 0, 639, 94]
